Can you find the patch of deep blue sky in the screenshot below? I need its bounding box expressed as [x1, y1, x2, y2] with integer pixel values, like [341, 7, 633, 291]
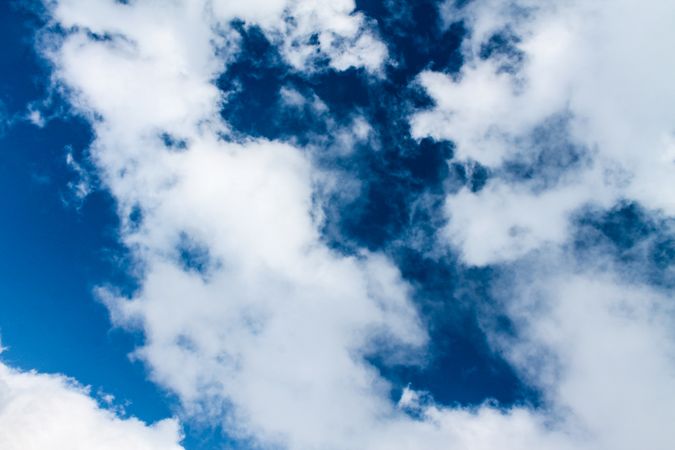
[0, 0, 180, 422]
[1, 0, 673, 448]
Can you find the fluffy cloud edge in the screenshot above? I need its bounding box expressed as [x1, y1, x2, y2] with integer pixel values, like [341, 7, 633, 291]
[414, 0, 675, 266]
[0, 358, 184, 450]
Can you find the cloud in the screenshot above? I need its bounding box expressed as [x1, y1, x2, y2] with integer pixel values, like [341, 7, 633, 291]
[36, 0, 675, 449]
[50, 0, 386, 79]
[237, 0, 387, 73]
[0, 360, 184, 450]
[413, 0, 675, 265]
[491, 253, 675, 450]
[41, 1, 425, 447]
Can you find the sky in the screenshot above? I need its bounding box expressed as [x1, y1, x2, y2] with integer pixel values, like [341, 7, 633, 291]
[0, 0, 674, 449]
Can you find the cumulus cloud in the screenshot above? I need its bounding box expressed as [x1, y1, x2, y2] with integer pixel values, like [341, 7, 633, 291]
[248, 0, 388, 73]
[0, 360, 184, 450]
[492, 254, 675, 450]
[407, 1, 675, 447]
[41, 1, 424, 447]
[414, 0, 675, 265]
[36, 0, 675, 449]
[50, 0, 387, 79]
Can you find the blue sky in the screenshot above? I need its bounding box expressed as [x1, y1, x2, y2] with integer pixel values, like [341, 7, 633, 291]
[1, 1, 674, 449]
[0, 0, 170, 412]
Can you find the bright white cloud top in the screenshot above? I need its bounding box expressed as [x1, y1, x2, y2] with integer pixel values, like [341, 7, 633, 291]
[0, 361, 184, 450]
[4, 0, 674, 449]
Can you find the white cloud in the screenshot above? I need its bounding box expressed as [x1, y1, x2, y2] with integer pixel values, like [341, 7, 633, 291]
[41, 2, 425, 448]
[413, 1, 675, 448]
[443, 177, 606, 265]
[216, 0, 388, 73]
[279, 86, 307, 107]
[98, 137, 429, 448]
[64, 147, 92, 202]
[414, 0, 675, 265]
[0, 361, 184, 450]
[493, 255, 675, 450]
[27, 109, 46, 128]
[38, 0, 675, 449]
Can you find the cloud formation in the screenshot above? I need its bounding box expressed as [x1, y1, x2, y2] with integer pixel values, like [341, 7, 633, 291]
[0, 361, 184, 450]
[33, 0, 675, 449]
[414, 0, 675, 265]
